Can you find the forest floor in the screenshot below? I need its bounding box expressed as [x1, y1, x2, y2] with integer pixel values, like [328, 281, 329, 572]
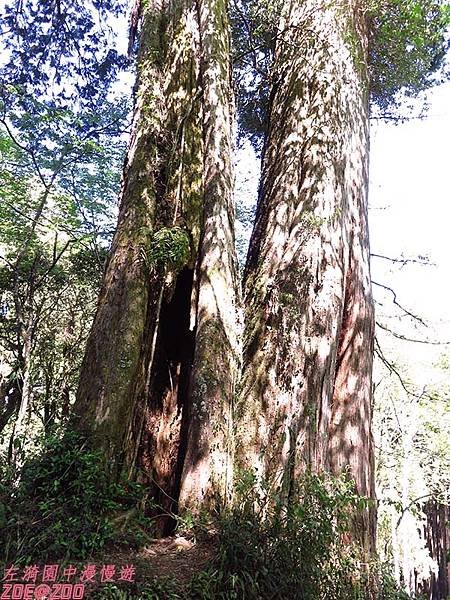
[125, 534, 216, 583]
[86, 533, 218, 594]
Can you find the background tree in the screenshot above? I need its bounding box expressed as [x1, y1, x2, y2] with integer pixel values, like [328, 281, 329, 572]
[0, 0, 131, 463]
[0, 96, 126, 461]
[374, 349, 450, 597]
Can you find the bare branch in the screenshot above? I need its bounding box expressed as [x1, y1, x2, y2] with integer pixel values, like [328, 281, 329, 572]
[34, 239, 73, 291]
[395, 494, 435, 530]
[372, 280, 427, 326]
[374, 336, 421, 400]
[371, 253, 434, 267]
[376, 321, 450, 345]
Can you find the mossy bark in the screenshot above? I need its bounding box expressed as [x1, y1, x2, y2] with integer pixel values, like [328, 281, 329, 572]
[73, 0, 238, 525]
[236, 0, 376, 551]
[73, 0, 177, 470]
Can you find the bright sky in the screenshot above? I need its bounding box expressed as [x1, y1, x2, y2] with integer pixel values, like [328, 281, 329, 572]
[370, 82, 450, 350]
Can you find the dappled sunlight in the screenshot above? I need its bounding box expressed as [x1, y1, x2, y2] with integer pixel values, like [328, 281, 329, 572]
[237, 0, 375, 544]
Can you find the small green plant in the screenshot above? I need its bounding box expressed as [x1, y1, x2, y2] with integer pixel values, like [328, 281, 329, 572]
[182, 471, 414, 599]
[147, 226, 190, 270]
[1, 445, 416, 600]
[89, 585, 131, 600]
[206, 471, 364, 599]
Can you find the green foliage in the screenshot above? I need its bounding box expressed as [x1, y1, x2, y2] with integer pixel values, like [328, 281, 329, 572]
[374, 348, 450, 593]
[369, 0, 450, 113]
[147, 226, 191, 270]
[0, 431, 152, 562]
[232, 0, 450, 145]
[1, 0, 128, 108]
[0, 93, 126, 443]
[1, 461, 413, 598]
[184, 471, 411, 600]
[231, 0, 281, 149]
[195, 471, 367, 600]
[377, 568, 415, 600]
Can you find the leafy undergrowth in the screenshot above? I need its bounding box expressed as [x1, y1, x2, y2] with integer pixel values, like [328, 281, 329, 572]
[1, 431, 154, 562]
[0, 432, 415, 599]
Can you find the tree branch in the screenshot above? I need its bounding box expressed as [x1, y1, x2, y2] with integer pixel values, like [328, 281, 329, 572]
[376, 321, 450, 345]
[372, 280, 427, 326]
[371, 253, 434, 267]
[396, 494, 435, 530]
[374, 336, 421, 400]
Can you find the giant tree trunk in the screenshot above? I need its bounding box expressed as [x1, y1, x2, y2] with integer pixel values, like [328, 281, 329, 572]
[73, 0, 238, 524]
[236, 0, 376, 550]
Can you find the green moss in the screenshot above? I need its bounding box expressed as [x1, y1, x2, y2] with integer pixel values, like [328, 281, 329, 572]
[280, 291, 296, 306]
[301, 210, 326, 231]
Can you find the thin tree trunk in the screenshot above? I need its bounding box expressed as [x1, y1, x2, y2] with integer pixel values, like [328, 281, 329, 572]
[0, 373, 21, 434]
[236, 0, 376, 549]
[391, 508, 401, 585]
[400, 428, 414, 595]
[8, 320, 35, 465]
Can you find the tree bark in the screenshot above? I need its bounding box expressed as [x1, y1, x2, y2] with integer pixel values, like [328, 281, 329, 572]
[178, 0, 239, 512]
[73, 0, 170, 470]
[0, 373, 21, 434]
[418, 501, 449, 600]
[236, 0, 376, 550]
[73, 0, 238, 523]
